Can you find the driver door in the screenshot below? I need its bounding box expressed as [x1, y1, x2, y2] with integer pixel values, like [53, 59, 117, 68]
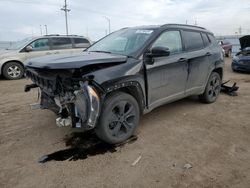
[24, 38, 51, 60]
[145, 30, 188, 109]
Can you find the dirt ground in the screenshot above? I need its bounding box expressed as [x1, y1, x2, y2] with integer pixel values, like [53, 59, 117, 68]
[0, 58, 250, 188]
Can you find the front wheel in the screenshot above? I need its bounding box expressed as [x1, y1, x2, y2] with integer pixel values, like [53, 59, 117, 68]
[2, 62, 24, 80]
[199, 72, 222, 104]
[95, 92, 140, 144]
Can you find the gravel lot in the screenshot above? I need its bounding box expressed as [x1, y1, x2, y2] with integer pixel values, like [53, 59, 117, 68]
[0, 58, 250, 188]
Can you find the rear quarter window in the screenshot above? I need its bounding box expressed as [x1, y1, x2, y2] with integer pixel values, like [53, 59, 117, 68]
[73, 38, 90, 48]
[51, 37, 73, 50]
[183, 31, 204, 51]
[208, 34, 218, 45]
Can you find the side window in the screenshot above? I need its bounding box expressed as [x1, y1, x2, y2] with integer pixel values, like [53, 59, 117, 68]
[29, 39, 49, 51]
[202, 33, 210, 47]
[73, 38, 90, 48]
[151, 30, 183, 54]
[51, 37, 72, 50]
[183, 31, 204, 51]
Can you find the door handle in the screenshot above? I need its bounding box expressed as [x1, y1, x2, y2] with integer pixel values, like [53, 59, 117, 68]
[206, 52, 212, 56]
[178, 58, 188, 62]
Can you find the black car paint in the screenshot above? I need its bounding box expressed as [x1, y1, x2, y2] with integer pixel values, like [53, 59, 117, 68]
[26, 52, 128, 69]
[25, 24, 224, 129]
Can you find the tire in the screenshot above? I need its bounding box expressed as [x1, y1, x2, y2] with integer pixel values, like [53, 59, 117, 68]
[199, 72, 222, 104]
[226, 50, 232, 57]
[2, 62, 24, 80]
[95, 92, 140, 144]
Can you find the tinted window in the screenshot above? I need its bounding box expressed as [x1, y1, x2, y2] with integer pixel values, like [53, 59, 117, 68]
[201, 33, 210, 47]
[30, 38, 49, 51]
[152, 30, 183, 54]
[208, 34, 218, 46]
[183, 31, 204, 51]
[73, 38, 90, 48]
[51, 38, 72, 49]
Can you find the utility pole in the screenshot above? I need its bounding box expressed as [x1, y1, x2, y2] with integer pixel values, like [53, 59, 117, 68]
[44, 25, 48, 35]
[104, 16, 111, 34]
[61, 0, 70, 35]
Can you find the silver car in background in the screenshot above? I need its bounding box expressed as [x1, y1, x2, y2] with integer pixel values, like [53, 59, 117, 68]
[0, 35, 91, 80]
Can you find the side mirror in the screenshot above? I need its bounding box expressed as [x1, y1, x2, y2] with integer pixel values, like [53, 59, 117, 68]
[149, 46, 170, 58]
[144, 46, 170, 65]
[25, 45, 33, 52]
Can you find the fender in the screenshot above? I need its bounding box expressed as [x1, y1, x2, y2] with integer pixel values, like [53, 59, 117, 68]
[83, 58, 147, 112]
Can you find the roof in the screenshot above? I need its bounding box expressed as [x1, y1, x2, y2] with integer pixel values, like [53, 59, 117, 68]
[123, 24, 210, 33]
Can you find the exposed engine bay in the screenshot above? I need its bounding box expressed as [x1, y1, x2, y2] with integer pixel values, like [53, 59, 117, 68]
[25, 68, 101, 130]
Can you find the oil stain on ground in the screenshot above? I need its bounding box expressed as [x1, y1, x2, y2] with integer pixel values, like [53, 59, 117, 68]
[38, 131, 137, 163]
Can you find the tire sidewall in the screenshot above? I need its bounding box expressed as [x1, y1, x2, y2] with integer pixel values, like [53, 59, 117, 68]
[204, 72, 222, 103]
[95, 92, 140, 144]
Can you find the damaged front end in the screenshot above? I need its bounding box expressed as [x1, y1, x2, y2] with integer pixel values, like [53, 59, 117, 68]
[25, 69, 101, 130]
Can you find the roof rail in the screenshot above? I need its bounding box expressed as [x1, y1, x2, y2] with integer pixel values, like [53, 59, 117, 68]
[44, 34, 60, 36]
[44, 34, 84, 37]
[161, 24, 206, 30]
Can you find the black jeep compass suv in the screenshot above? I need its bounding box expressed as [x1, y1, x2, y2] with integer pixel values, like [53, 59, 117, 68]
[25, 24, 224, 144]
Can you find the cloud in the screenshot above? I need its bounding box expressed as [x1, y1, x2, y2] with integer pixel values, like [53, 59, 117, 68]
[0, 0, 249, 41]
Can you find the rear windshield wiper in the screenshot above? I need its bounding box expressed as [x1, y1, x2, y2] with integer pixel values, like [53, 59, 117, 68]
[89, 50, 111, 54]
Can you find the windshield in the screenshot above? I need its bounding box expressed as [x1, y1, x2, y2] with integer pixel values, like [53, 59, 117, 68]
[87, 28, 154, 57]
[7, 37, 34, 50]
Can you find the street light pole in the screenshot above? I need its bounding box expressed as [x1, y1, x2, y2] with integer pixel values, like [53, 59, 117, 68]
[104, 16, 111, 34]
[61, 0, 70, 35]
[44, 25, 48, 35]
[40, 25, 43, 36]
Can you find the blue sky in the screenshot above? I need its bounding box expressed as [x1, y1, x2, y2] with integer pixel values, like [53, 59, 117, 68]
[0, 0, 249, 41]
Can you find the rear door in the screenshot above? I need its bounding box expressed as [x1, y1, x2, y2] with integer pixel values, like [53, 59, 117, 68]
[50, 37, 74, 55]
[146, 30, 188, 109]
[72, 38, 91, 53]
[182, 30, 211, 95]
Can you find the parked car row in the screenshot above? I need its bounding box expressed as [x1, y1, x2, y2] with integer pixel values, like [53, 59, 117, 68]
[0, 35, 91, 79]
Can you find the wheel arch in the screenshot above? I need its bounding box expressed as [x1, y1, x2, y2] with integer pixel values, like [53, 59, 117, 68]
[103, 81, 145, 114]
[212, 67, 223, 79]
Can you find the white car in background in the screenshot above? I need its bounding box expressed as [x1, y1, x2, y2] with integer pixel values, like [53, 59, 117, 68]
[0, 35, 91, 80]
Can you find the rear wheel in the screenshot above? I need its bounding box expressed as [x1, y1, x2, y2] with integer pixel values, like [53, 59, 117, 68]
[2, 62, 24, 80]
[95, 92, 140, 144]
[226, 50, 232, 57]
[199, 72, 222, 104]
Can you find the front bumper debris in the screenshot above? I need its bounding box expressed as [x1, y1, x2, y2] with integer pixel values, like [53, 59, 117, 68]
[25, 80, 101, 130]
[221, 80, 239, 96]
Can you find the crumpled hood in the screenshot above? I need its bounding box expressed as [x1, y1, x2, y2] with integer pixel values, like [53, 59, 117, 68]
[239, 35, 250, 50]
[26, 52, 128, 69]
